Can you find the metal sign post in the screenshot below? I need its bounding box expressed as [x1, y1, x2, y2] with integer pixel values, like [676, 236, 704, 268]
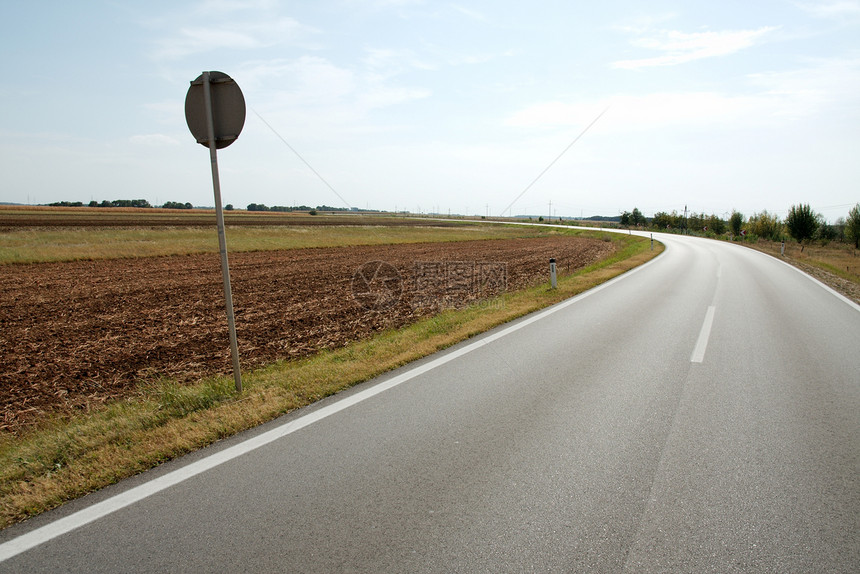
[185, 71, 246, 392]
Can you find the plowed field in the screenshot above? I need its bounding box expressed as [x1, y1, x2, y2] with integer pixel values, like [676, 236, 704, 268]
[1, 236, 614, 432]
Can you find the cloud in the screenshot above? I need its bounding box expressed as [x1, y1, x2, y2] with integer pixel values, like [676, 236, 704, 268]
[612, 26, 778, 69]
[240, 53, 430, 143]
[505, 93, 766, 132]
[152, 18, 310, 60]
[129, 134, 181, 146]
[146, 0, 318, 61]
[746, 56, 860, 116]
[363, 48, 438, 75]
[507, 57, 860, 133]
[793, 1, 860, 18]
[450, 4, 488, 22]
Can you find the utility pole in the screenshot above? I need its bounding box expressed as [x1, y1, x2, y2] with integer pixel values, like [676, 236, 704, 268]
[549, 200, 552, 219]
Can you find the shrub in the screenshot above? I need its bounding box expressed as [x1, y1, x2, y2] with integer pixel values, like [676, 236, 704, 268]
[729, 211, 744, 236]
[748, 211, 783, 241]
[846, 204, 860, 249]
[786, 204, 819, 243]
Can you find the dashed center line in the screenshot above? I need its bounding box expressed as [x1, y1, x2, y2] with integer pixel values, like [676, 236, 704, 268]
[691, 306, 716, 363]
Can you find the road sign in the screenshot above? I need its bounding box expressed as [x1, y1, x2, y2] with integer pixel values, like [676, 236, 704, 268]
[185, 71, 245, 149]
[185, 71, 244, 392]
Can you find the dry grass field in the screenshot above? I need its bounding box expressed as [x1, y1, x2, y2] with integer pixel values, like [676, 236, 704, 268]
[0, 205, 548, 264]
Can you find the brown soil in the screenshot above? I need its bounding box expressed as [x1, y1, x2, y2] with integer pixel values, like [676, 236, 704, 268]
[0, 236, 614, 432]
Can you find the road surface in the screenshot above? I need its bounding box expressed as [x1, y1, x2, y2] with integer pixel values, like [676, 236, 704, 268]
[1, 232, 858, 572]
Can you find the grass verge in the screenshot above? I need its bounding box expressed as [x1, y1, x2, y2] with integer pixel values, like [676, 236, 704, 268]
[0, 234, 660, 529]
[0, 222, 557, 264]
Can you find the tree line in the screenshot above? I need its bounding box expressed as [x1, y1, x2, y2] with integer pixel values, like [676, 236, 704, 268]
[49, 199, 194, 209]
[246, 203, 361, 213]
[45, 200, 365, 213]
[621, 203, 860, 248]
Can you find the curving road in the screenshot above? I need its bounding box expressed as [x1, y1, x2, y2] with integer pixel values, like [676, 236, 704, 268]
[1, 232, 858, 572]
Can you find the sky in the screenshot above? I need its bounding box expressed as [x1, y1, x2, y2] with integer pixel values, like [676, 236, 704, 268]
[1, 0, 859, 221]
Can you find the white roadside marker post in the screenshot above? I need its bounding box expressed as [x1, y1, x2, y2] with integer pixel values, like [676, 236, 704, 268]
[550, 258, 557, 289]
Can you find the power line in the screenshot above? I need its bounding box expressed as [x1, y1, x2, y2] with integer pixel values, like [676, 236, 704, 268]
[251, 108, 353, 209]
[500, 106, 609, 217]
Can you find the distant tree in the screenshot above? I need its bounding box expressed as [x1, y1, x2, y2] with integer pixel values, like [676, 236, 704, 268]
[687, 212, 706, 232]
[631, 207, 646, 226]
[729, 211, 744, 236]
[107, 199, 151, 208]
[651, 211, 671, 229]
[815, 216, 837, 242]
[833, 217, 846, 242]
[247, 203, 269, 212]
[88, 200, 99, 207]
[748, 211, 783, 241]
[652, 211, 682, 229]
[785, 203, 819, 243]
[309, 209, 318, 215]
[162, 201, 193, 209]
[704, 214, 726, 235]
[619, 211, 631, 226]
[225, 204, 234, 211]
[846, 203, 860, 248]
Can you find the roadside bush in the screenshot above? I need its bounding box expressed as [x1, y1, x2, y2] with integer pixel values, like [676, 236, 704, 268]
[815, 219, 837, 243]
[748, 211, 783, 241]
[729, 211, 744, 236]
[705, 214, 726, 235]
[846, 203, 860, 249]
[652, 211, 682, 230]
[786, 204, 819, 243]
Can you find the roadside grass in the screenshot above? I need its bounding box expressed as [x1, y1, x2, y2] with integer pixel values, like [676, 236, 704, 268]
[0, 233, 660, 529]
[0, 223, 557, 264]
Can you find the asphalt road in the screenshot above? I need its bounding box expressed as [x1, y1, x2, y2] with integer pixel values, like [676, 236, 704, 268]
[1, 232, 858, 572]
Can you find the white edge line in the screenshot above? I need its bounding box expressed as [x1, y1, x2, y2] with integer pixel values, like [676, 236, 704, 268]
[767, 251, 860, 313]
[0, 246, 664, 563]
[691, 306, 716, 363]
[709, 237, 860, 314]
